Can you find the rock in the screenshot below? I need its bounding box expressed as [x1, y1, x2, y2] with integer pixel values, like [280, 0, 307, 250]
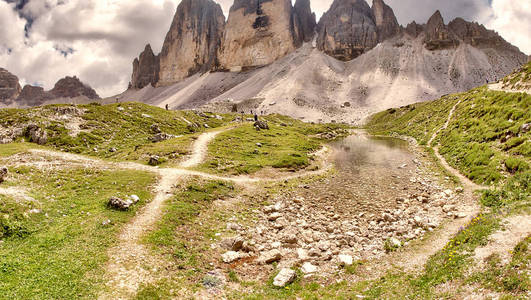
[150, 124, 162, 134]
[520, 123, 530, 133]
[148, 155, 161, 166]
[405, 21, 423, 38]
[131, 44, 160, 89]
[259, 249, 282, 264]
[28, 208, 42, 214]
[389, 237, 401, 248]
[129, 195, 140, 203]
[273, 268, 296, 287]
[16, 85, 53, 106]
[109, 147, 117, 153]
[226, 222, 242, 231]
[218, 0, 301, 71]
[0, 68, 21, 104]
[268, 212, 282, 221]
[0, 167, 8, 183]
[424, 10, 459, 50]
[442, 205, 456, 213]
[102, 219, 112, 226]
[25, 125, 48, 145]
[254, 121, 269, 130]
[222, 251, 242, 263]
[256, 142, 263, 147]
[297, 248, 309, 261]
[455, 187, 464, 193]
[301, 262, 318, 274]
[338, 254, 353, 266]
[372, 0, 400, 42]
[150, 133, 176, 143]
[226, 236, 245, 251]
[49, 76, 100, 100]
[293, 0, 317, 43]
[158, 0, 226, 85]
[108, 197, 135, 211]
[317, 0, 379, 61]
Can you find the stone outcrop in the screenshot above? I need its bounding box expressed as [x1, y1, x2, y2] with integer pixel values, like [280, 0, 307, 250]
[447, 17, 519, 51]
[131, 44, 160, 89]
[0, 68, 21, 103]
[424, 10, 459, 50]
[293, 0, 317, 43]
[218, 0, 301, 71]
[49, 76, 100, 99]
[316, 0, 379, 61]
[405, 21, 424, 38]
[372, 0, 400, 42]
[158, 0, 225, 86]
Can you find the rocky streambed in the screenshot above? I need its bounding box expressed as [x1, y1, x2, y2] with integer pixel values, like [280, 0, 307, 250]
[216, 133, 469, 284]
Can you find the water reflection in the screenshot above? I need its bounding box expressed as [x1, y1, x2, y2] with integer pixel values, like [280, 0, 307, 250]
[330, 134, 411, 174]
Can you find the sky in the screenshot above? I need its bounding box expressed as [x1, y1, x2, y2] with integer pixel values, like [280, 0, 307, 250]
[0, 0, 529, 97]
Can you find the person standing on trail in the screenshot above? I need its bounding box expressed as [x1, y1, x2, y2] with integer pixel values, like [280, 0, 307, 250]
[165, 104, 169, 111]
[254, 114, 258, 122]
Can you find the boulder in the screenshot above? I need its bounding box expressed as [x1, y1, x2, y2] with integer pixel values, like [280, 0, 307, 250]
[301, 262, 318, 274]
[148, 155, 162, 166]
[221, 251, 242, 263]
[158, 0, 226, 85]
[259, 249, 282, 264]
[254, 121, 269, 130]
[25, 125, 48, 145]
[338, 254, 353, 266]
[108, 197, 135, 211]
[273, 268, 296, 287]
[0, 167, 7, 184]
[520, 123, 530, 133]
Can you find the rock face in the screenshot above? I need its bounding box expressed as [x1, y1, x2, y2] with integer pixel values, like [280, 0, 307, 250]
[158, 0, 225, 86]
[17, 85, 53, 106]
[405, 21, 424, 38]
[49, 76, 100, 99]
[424, 10, 459, 50]
[293, 0, 316, 43]
[316, 0, 379, 61]
[218, 0, 301, 71]
[0, 68, 22, 103]
[372, 0, 400, 42]
[131, 44, 160, 89]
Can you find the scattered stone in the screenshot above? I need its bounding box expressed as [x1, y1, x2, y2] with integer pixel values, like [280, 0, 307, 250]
[109, 147, 117, 153]
[141, 113, 152, 118]
[150, 133, 176, 143]
[256, 143, 263, 147]
[0, 167, 7, 183]
[254, 121, 269, 130]
[226, 222, 241, 231]
[28, 208, 42, 214]
[222, 251, 242, 263]
[108, 197, 135, 211]
[301, 262, 318, 274]
[521, 123, 530, 133]
[338, 254, 353, 266]
[148, 155, 161, 166]
[102, 219, 112, 226]
[455, 187, 464, 193]
[25, 124, 48, 145]
[150, 124, 162, 133]
[259, 249, 282, 264]
[389, 237, 401, 248]
[129, 195, 140, 203]
[273, 268, 296, 287]
[268, 212, 282, 221]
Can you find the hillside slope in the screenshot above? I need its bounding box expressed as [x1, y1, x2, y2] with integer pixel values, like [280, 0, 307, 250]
[116, 32, 526, 125]
[367, 63, 530, 203]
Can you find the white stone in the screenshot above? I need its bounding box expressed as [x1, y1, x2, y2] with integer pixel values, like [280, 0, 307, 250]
[273, 268, 296, 287]
[389, 237, 401, 248]
[338, 254, 353, 266]
[301, 262, 318, 274]
[221, 251, 241, 263]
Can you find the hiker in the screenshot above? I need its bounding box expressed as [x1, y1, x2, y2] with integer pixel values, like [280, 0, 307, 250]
[254, 114, 258, 122]
[165, 104, 169, 111]
[486, 78, 489, 84]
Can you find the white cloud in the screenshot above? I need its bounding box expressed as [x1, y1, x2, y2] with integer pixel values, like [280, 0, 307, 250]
[0, 0, 529, 98]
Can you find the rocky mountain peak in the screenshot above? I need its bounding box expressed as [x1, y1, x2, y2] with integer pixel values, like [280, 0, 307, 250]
[131, 44, 160, 89]
[218, 0, 301, 71]
[316, 0, 379, 61]
[0, 68, 21, 104]
[424, 10, 459, 50]
[293, 0, 317, 42]
[372, 0, 400, 42]
[157, 0, 225, 86]
[50, 76, 100, 100]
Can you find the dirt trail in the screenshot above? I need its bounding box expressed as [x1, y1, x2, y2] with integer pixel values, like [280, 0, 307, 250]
[488, 82, 530, 94]
[474, 215, 531, 264]
[428, 100, 487, 191]
[180, 129, 225, 168]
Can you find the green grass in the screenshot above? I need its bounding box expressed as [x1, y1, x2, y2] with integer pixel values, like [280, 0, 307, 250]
[199, 115, 349, 175]
[502, 61, 531, 90]
[0, 102, 233, 165]
[367, 88, 530, 192]
[0, 166, 156, 299]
